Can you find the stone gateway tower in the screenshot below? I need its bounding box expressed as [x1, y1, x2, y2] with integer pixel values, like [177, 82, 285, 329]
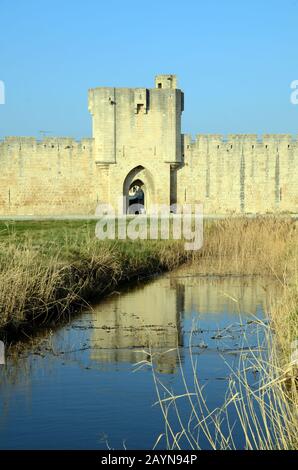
[88, 74, 183, 214]
[0, 75, 297, 216]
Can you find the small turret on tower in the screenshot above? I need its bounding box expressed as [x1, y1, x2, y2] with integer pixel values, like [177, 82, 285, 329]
[155, 74, 177, 89]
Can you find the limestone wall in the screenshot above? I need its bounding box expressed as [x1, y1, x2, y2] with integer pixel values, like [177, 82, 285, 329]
[178, 134, 298, 214]
[89, 85, 184, 213]
[0, 133, 297, 216]
[0, 136, 97, 215]
[0, 74, 297, 216]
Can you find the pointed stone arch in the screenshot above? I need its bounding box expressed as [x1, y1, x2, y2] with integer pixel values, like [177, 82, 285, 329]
[123, 165, 155, 214]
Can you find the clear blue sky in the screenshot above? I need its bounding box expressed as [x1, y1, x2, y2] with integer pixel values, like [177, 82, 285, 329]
[0, 0, 297, 139]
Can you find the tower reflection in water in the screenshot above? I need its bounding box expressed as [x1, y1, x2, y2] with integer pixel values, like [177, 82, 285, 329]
[90, 277, 184, 375]
[89, 268, 273, 375]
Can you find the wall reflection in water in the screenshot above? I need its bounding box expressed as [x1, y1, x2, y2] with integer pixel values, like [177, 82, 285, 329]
[89, 267, 275, 374]
[90, 278, 184, 374]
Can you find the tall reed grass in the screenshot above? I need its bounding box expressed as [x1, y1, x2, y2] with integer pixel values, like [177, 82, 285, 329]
[0, 217, 297, 340]
[1, 217, 297, 448]
[0, 221, 187, 334]
[143, 215, 298, 450]
[200, 217, 297, 276]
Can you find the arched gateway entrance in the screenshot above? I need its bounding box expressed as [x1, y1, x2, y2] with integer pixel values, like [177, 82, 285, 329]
[123, 166, 154, 214]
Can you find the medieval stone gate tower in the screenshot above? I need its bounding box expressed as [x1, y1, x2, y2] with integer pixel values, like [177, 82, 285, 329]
[0, 74, 297, 216]
[88, 74, 183, 214]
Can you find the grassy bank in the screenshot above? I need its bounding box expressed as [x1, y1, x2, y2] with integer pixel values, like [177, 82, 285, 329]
[0, 217, 297, 338]
[144, 217, 298, 450]
[200, 217, 297, 276]
[0, 220, 188, 336]
[0, 217, 298, 449]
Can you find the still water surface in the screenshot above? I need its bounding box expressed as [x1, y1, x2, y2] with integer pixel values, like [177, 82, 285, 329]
[0, 266, 277, 449]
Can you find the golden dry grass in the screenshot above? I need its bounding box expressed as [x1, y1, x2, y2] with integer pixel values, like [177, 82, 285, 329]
[144, 217, 298, 450]
[0, 217, 297, 339]
[0, 226, 187, 333]
[198, 217, 298, 277]
[147, 321, 298, 450]
[0, 217, 297, 449]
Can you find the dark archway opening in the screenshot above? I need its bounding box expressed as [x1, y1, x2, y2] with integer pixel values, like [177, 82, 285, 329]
[128, 179, 145, 214]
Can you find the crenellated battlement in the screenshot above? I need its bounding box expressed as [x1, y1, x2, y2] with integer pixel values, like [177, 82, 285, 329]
[190, 134, 297, 144]
[0, 136, 93, 150]
[0, 74, 297, 216]
[182, 134, 298, 155]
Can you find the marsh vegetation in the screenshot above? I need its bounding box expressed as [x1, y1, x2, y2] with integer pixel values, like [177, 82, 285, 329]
[0, 217, 297, 449]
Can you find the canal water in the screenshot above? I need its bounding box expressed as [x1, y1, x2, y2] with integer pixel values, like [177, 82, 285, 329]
[0, 266, 277, 449]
